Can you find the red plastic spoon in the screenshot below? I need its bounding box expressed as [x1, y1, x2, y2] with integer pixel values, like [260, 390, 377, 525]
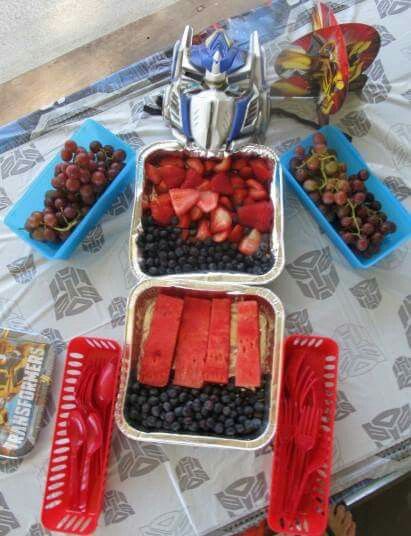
[78, 411, 103, 511]
[67, 410, 86, 507]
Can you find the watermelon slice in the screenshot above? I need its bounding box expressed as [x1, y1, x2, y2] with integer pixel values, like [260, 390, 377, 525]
[235, 300, 261, 388]
[173, 297, 211, 388]
[204, 298, 231, 384]
[138, 294, 184, 387]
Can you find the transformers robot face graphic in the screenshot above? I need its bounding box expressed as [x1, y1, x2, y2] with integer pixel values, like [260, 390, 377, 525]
[163, 26, 269, 154]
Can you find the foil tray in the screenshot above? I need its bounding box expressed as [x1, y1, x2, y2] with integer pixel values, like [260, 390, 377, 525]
[115, 279, 285, 450]
[129, 140, 284, 285]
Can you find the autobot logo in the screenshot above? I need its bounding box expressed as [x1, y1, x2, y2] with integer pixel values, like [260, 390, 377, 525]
[385, 124, 411, 170]
[108, 297, 127, 328]
[384, 176, 411, 201]
[398, 295, 411, 348]
[107, 185, 134, 216]
[103, 490, 135, 525]
[175, 456, 209, 492]
[81, 224, 105, 253]
[377, 245, 408, 270]
[333, 323, 385, 380]
[49, 267, 102, 320]
[139, 511, 193, 536]
[349, 278, 382, 309]
[362, 60, 391, 104]
[0, 492, 20, 535]
[285, 309, 313, 335]
[335, 391, 356, 421]
[0, 188, 11, 211]
[6, 254, 36, 284]
[340, 111, 371, 137]
[216, 473, 267, 518]
[274, 137, 301, 155]
[40, 328, 66, 355]
[362, 404, 411, 448]
[0, 144, 44, 180]
[374, 0, 411, 18]
[374, 25, 396, 47]
[393, 356, 411, 390]
[286, 247, 339, 300]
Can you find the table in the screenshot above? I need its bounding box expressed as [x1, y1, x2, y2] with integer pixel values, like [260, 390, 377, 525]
[0, 1, 410, 534]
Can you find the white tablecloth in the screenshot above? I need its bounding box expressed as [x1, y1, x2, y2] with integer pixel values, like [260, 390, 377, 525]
[0, 1, 410, 534]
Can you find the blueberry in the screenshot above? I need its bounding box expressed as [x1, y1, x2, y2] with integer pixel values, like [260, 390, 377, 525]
[178, 392, 187, 403]
[184, 416, 193, 425]
[189, 423, 199, 433]
[169, 398, 178, 407]
[222, 407, 231, 416]
[160, 392, 168, 402]
[226, 427, 236, 436]
[206, 417, 215, 428]
[214, 403, 223, 414]
[225, 418, 235, 428]
[244, 405, 254, 416]
[174, 407, 183, 418]
[151, 406, 161, 417]
[199, 393, 208, 402]
[148, 266, 158, 275]
[146, 416, 157, 428]
[201, 407, 209, 417]
[204, 400, 214, 412]
[235, 423, 245, 434]
[175, 248, 184, 257]
[171, 421, 181, 432]
[165, 412, 175, 423]
[129, 393, 139, 404]
[203, 385, 212, 394]
[210, 394, 219, 402]
[251, 418, 262, 430]
[213, 423, 224, 434]
[129, 408, 139, 420]
[193, 400, 201, 412]
[254, 402, 265, 413]
[137, 395, 146, 405]
[141, 403, 150, 414]
[167, 388, 178, 399]
[163, 402, 171, 412]
[148, 396, 157, 405]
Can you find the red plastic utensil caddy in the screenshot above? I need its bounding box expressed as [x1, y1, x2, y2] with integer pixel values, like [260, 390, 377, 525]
[41, 337, 122, 535]
[268, 335, 339, 536]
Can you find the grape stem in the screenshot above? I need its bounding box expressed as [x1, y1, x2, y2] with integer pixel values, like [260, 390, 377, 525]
[347, 199, 361, 236]
[52, 218, 81, 232]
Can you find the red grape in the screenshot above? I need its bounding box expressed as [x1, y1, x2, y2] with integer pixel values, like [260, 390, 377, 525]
[358, 169, 369, 181]
[338, 180, 350, 192]
[356, 237, 369, 251]
[66, 178, 81, 192]
[112, 149, 126, 162]
[82, 194, 95, 206]
[103, 145, 114, 156]
[371, 232, 383, 244]
[80, 184, 93, 197]
[108, 169, 118, 180]
[309, 191, 321, 203]
[60, 162, 69, 172]
[43, 228, 58, 242]
[89, 160, 98, 172]
[93, 184, 105, 194]
[352, 180, 365, 192]
[96, 151, 106, 161]
[64, 206, 77, 220]
[325, 161, 338, 175]
[51, 177, 64, 189]
[79, 168, 91, 183]
[89, 140, 102, 153]
[32, 228, 46, 241]
[66, 164, 80, 179]
[341, 232, 356, 245]
[314, 143, 327, 154]
[54, 198, 67, 210]
[362, 223, 375, 236]
[294, 145, 305, 157]
[353, 192, 366, 204]
[334, 191, 347, 206]
[338, 163, 347, 172]
[59, 231, 72, 241]
[313, 132, 326, 144]
[64, 140, 77, 153]
[76, 146, 87, 154]
[44, 213, 58, 227]
[307, 157, 320, 171]
[76, 152, 89, 167]
[295, 168, 307, 183]
[322, 192, 335, 205]
[341, 217, 353, 228]
[303, 179, 318, 192]
[81, 206, 90, 216]
[337, 205, 350, 218]
[61, 149, 72, 162]
[110, 162, 123, 173]
[91, 171, 107, 186]
[97, 162, 106, 171]
[55, 163, 63, 174]
[371, 201, 382, 211]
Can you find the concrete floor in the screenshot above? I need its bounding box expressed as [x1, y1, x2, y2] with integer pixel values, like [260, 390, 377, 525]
[0, 0, 177, 84]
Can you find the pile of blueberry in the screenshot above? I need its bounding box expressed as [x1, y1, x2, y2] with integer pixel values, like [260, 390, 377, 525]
[137, 216, 274, 276]
[125, 377, 267, 438]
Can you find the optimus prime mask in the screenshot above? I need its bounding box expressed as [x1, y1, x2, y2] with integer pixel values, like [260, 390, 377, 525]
[163, 26, 270, 155]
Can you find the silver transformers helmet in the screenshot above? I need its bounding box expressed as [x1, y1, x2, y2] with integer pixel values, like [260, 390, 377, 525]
[163, 26, 269, 154]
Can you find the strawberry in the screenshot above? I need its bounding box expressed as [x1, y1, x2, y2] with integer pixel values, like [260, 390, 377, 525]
[210, 207, 232, 234]
[239, 229, 261, 256]
[214, 157, 231, 172]
[181, 229, 190, 240]
[159, 156, 184, 168]
[213, 230, 230, 242]
[156, 180, 169, 194]
[146, 163, 162, 184]
[219, 196, 233, 210]
[210, 172, 233, 195]
[178, 213, 191, 228]
[169, 188, 200, 216]
[198, 180, 212, 191]
[249, 189, 268, 201]
[151, 194, 174, 225]
[250, 159, 272, 181]
[158, 165, 186, 188]
[239, 166, 253, 178]
[243, 196, 255, 206]
[182, 168, 203, 188]
[190, 206, 203, 221]
[228, 224, 244, 243]
[196, 219, 211, 240]
[246, 178, 265, 191]
[204, 160, 216, 174]
[237, 201, 273, 232]
[232, 158, 247, 171]
[142, 194, 150, 210]
[232, 188, 248, 206]
[197, 191, 218, 213]
[231, 176, 246, 189]
[186, 158, 204, 175]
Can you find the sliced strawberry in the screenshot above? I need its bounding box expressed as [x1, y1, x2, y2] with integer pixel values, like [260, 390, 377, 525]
[219, 196, 233, 210]
[204, 160, 216, 174]
[186, 158, 204, 175]
[239, 229, 261, 256]
[181, 229, 190, 240]
[196, 219, 211, 241]
[232, 188, 248, 206]
[232, 158, 247, 171]
[210, 207, 232, 234]
[190, 206, 203, 221]
[182, 168, 203, 188]
[197, 191, 218, 213]
[228, 224, 244, 243]
[237, 201, 274, 232]
[250, 159, 272, 181]
[159, 156, 184, 168]
[210, 172, 233, 195]
[246, 179, 265, 191]
[239, 166, 253, 179]
[142, 194, 150, 210]
[213, 230, 230, 242]
[231, 176, 246, 189]
[146, 163, 162, 184]
[169, 188, 199, 216]
[178, 213, 191, 229]
[214, 157, 231, 172]
[157, 180, 169, 194]
[249, 189, 268, 201]
[158, 165, 186, 188]
[151, 194, 174, 225]
[198, 180, 212, 191]
[243, 196, 255, 206]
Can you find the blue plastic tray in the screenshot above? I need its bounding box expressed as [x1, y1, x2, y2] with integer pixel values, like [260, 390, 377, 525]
[280, 125, 411, 268]
[4, 119, 136, 260]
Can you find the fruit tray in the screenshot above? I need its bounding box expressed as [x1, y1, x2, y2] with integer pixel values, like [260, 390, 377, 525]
[5, 119, 136, 260]
[41, 337, 122, 535]
[115, 279, 285, 449]
[280, 125, 411, 268]
[129, 141, 284, 284]
[268, 335, 339, 536]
